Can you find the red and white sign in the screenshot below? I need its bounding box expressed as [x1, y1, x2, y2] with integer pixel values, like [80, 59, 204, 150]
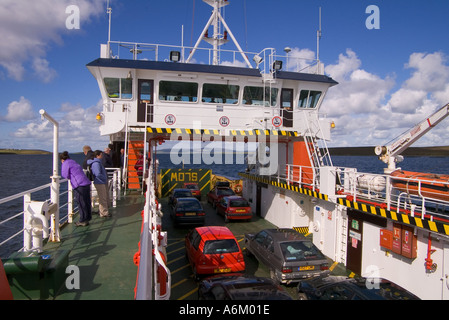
[219, 116, 230, 127]
[164, 114, 176, 125]
[272, 116, 282, 127]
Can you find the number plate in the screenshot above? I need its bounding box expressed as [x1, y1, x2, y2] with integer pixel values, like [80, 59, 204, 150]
[299, 265, 315, 271]
[214, 267, 231, 273]
[236, 209, 246, 213]
[185, 212, 196, 216]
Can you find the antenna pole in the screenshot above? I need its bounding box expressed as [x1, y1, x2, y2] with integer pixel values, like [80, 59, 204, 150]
[316, 7, 322, 73]
[107, 0, 112, 57]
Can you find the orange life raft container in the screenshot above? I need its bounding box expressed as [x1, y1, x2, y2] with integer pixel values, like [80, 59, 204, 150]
[390, 170, 449, 202]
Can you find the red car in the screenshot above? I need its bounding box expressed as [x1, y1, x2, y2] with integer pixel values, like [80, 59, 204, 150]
[184, 182, 201, 200]
[207, 187, 235, 208]
[185, 226, 245, 279]
[216, 196, 252, 222]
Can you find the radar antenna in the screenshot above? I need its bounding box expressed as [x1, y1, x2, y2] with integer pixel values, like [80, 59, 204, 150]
[186, 0, 252, 68]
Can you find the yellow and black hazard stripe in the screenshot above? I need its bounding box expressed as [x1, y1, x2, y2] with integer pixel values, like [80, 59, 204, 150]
[337, 198, 449, 236]
[293, 226, 310, 234]
[147, 127, 300, 137]
[239, 173, 329, 201]
[241, 172, 449, 237]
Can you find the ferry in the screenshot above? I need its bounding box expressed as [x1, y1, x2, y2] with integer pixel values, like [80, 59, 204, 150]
[2, 0, 449, 301]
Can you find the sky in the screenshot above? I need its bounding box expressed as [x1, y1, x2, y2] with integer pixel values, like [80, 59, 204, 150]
[0, 0, 449, 152]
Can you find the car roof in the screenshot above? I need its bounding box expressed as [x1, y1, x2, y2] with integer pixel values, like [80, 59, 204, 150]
[262, 228, 308, 241]
[224, 196, 246, 201]
[173, 188, 191, 192]
[301, 276, 420, 300]
[177, 197, 200, 202]
[195, 226, 235, 239]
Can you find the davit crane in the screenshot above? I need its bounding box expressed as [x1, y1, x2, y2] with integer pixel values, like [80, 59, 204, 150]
[375, 103, 449, 173]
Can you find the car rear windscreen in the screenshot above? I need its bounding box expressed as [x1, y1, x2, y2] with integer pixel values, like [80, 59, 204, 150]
[280, 241, 325, 261]
[203, 239, 239, 254]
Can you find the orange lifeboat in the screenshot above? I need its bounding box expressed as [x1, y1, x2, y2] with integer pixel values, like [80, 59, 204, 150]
[390, 170, 449, 202]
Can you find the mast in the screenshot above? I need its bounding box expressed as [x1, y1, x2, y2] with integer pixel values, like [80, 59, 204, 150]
[106, 0, 112, 58]
[316, 7, 322, 74]
[186, 0, 252, 68]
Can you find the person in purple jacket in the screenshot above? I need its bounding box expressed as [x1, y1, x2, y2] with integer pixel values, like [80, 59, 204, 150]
[60, 151, 92, 226]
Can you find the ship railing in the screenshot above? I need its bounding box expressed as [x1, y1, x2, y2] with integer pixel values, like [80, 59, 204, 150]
[0, 168, 122, 256]
[105, 41, 322, 75]
[332, 167, 449, 222]
[106, 167, 122, 207]
[135, 153, 170, 300]
[0, 179, 73, 256]
[284, 164, 317, 189]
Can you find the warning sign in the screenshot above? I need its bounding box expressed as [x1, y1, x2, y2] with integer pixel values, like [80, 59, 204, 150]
[272, 116, 282, 127]
[160, 168, 212, 197]
[165, 114, 176, 125]
[219, 116, 230, 127]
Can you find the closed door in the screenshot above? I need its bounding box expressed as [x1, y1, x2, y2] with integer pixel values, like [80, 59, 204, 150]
[346, 209, 363, 275]
[281, 88, 293, 128]
[138, 79, 154, 122]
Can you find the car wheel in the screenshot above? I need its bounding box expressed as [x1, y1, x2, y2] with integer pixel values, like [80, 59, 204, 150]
[224, 214, 229, 223]
[297, 292, 308, 300]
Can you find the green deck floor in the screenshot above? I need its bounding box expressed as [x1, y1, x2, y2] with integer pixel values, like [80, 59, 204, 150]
[45, 192, 145, 300]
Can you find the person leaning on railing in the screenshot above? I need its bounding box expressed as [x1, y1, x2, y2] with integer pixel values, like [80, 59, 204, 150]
[60, 151, 92, 226]
[88, 150, 111, 218]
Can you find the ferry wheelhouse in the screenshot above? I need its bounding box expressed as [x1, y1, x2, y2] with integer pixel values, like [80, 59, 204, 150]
[85, 0, 449, 300]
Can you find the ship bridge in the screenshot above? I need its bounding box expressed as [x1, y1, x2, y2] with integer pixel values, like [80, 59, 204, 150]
[87, 0, 338, 192]
[87, 0, 337, 142]
[87, 49, 337, 140]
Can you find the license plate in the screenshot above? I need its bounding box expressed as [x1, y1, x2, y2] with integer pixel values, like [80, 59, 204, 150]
[185, 212, 196, 216]
[236, 209, 246, 213]
[214, 267, 231, 273]
[299, 265, 315, 271]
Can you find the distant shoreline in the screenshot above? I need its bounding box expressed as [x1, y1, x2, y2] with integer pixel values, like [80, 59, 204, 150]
[2, 146, 448, 157]
[0, 149, 51, 155]
[328, 146, 449, 157]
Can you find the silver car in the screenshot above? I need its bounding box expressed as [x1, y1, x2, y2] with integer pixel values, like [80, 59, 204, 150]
[244, 228, 330, 284]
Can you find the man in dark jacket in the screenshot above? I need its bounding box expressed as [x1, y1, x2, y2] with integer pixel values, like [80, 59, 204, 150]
[88, 150, 111, 218]
[82, 145, 95, 170]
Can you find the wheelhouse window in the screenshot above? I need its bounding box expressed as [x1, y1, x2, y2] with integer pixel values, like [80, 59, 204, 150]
[202, 83, 239, 104]
[298, 90, 322, 108]
[242, 86, 278, 106]
[104, 78, 132, 99]
[159, 81, 198, 102]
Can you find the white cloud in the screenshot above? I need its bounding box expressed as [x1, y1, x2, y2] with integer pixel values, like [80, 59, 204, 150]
[286, 48, 317, 73]
[0, 0, 103, 81]
[32, 58, 57, 83]
[2, 96, 36, 122]
[12, 99, 109, 152]
[405, 52, 449, 92]
[323, 49, 394, 118]
[323, 50, 449, 148]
